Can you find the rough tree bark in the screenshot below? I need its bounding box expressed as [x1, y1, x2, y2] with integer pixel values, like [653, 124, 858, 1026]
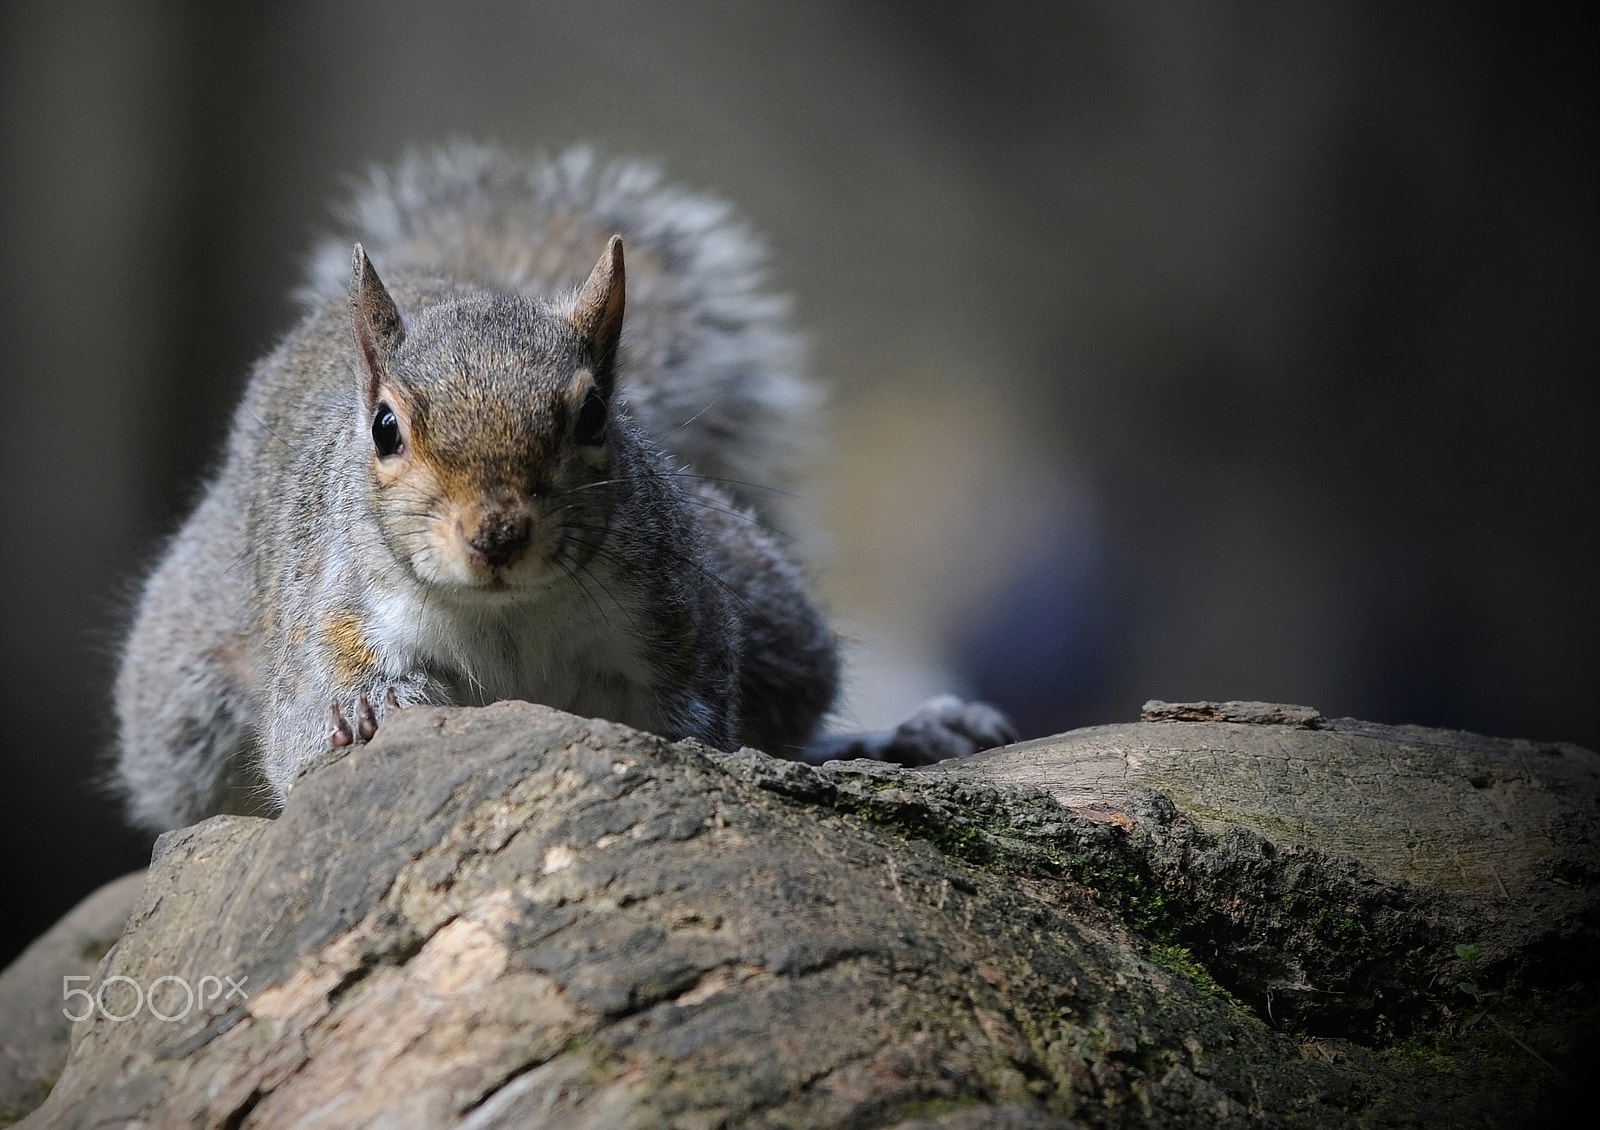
[4, 701, 1596, 1128]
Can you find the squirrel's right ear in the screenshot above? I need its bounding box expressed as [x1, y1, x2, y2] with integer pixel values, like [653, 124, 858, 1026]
[350, 244, 405, 407]
[570, 235, 625, 392]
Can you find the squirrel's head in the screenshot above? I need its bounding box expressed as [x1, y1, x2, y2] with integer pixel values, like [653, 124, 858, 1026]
[348, 237, 629, 596]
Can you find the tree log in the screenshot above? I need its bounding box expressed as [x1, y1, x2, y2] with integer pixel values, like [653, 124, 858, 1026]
[8, 701, 1597, 1128]
[0, 872, 144, 1123]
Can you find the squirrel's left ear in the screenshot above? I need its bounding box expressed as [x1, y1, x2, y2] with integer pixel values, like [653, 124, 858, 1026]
[350, 244, 405, 408]
[571, 235, 625, 393]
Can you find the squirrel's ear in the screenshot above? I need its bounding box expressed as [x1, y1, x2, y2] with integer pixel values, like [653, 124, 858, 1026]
[571, 235, 625, 391]
[350, 244, 405, 407]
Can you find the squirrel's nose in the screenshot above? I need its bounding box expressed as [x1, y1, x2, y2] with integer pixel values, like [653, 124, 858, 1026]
[464, 511, 532, 568]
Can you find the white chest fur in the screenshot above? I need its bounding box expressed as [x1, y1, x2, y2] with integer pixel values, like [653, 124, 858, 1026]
[363, 572, 663, 730]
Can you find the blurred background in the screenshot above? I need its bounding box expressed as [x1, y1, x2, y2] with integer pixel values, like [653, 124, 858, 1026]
[1, 0, 1593, 966]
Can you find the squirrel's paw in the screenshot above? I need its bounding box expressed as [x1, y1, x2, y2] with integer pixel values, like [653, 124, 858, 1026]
[327, 691, 402, 749]
[876, 694, 1019, 767]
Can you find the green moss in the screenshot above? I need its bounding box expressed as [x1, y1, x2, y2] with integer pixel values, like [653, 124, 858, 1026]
[830, 778, 1198, 948]
[832, 785, 1022, 871]
[1099, 876, 1173, 934]
[850, 808, 989, 865]
[1305, 906, 1370, 949]
[1148, 944, 1250, 1012]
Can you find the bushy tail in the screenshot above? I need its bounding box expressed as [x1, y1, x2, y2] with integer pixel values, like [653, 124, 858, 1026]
[301, 143, 817, 530]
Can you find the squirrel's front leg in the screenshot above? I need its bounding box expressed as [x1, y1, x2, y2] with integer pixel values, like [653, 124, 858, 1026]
[802, 695, 1019, 767]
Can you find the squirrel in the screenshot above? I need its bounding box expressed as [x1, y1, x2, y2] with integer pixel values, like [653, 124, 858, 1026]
[113, 144, 1016, 832]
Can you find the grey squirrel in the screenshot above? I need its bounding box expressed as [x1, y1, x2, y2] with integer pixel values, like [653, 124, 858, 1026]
[114, 144, 1016, 831]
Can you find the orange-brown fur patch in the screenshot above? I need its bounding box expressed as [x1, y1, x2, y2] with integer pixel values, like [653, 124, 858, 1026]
[321, 610, 378, 685]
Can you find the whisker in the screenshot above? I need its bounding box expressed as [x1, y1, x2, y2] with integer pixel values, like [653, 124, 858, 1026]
[654, 471, 810, 502]
[197, 544, 255, 599]
[242, 405, 292, 452]
[558, 558, 621, 634]
[561, 532, 755, 616]
[665, 494, 799, 543]
[667, 396, 722, 435]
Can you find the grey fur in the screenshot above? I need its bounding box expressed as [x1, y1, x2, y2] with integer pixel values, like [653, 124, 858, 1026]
[115, 145, 1011, 833]
[116, 146, 837, 830]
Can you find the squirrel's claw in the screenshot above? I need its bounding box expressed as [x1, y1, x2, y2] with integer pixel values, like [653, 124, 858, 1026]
[330, 691, 400, 751]
[329, 702, 355, 748]
[356, 694, 379, 741]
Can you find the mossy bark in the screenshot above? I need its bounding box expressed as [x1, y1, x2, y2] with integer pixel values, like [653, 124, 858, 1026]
[11, 702, 1598, 1128]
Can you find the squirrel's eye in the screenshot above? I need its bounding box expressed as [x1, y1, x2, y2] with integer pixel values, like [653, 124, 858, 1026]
[372, 403, 404, 457]
[575, 388, 607, 447]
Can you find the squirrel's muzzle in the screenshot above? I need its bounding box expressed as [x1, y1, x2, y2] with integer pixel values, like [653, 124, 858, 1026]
[463, 510, 533, 569]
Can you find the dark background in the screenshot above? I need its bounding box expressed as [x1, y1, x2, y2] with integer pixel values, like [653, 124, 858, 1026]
[1, 1, 1593, 967]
